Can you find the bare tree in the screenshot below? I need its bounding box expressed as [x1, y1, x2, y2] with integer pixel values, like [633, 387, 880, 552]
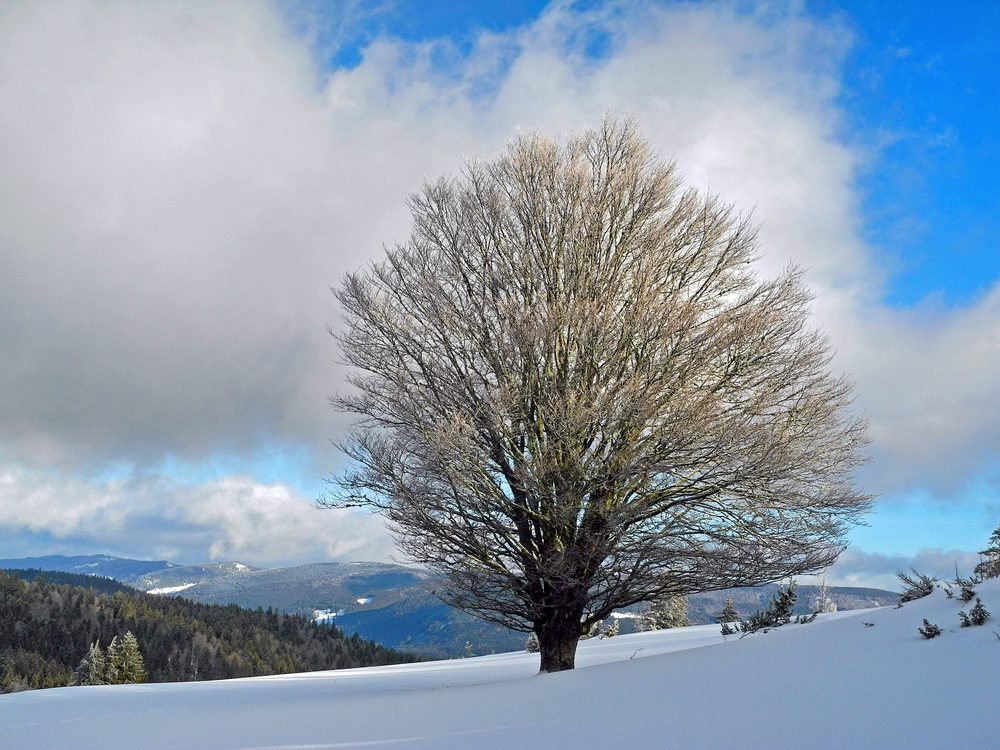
[812, 570, 837, 613]
[325, 115, 871, 672]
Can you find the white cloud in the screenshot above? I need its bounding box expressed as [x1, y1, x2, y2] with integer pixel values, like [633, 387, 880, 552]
[0, 461, 394, 566]
[819, 546, 985, 592]
[843, 291, 1000, 491]
[314, 2, 1000, 497]
[0, 1, 864, 461]
[0, 0, 998, 564]
[0, 0, 370, 465]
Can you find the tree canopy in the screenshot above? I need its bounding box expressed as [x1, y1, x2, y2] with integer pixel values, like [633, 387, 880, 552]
[327, 116, 871, 671]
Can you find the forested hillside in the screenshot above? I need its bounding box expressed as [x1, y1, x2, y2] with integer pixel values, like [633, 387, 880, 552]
[0, 571, 419, 693]
[5, 568, 142, 596]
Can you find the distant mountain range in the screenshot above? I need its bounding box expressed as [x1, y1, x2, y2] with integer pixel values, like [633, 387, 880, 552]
[0, 554, 899, 658]
[0, 554, 175, 580]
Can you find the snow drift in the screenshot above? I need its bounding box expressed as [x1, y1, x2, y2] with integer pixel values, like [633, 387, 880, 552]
[4, 579, 1000, 749]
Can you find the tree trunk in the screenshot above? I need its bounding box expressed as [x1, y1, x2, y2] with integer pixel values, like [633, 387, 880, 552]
[537, 608, 584, 673]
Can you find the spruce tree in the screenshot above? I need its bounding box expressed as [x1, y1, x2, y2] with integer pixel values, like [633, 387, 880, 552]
[975, 523, 1000, 580]
[72, 642, 107, 686]
[119, 631, 146, 683]
[105, 635, 124, 684]
[770, 582, 797, 625]
[637, 595, 689, 631]
[970, 598, 990, 626]
[715, 599, 740, 624]
[599, 619, 620, 639]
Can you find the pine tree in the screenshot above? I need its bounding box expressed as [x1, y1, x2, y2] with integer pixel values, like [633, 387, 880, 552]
[769, 582, 797, 625]
[105, 635, 124, 684]
[72, 642, 107, 686]
[970, 598, 990, 626]
[715, 599, 740, 624]
[598, 619, 620, 639]
[118, 631, 146, 683]
[975, 523, 1000, 580]
[637, 595, 689, 631]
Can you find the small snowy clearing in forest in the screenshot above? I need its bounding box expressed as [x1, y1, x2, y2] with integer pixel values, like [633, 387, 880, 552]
[313, 609, 346, 623]
[145, 583, 197, 595]
[5, 580, 1000, 749]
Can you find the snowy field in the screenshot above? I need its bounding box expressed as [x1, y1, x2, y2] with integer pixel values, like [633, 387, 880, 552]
[4, 580, 1000, 750]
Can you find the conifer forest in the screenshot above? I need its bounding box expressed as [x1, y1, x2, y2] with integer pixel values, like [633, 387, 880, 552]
[0, 570, 419, 693]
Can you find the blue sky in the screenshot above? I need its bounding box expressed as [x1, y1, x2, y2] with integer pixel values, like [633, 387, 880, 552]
[300, 0, 1000, 307]
[828, 0, 1000, 307]
[0, 0, 997, 588]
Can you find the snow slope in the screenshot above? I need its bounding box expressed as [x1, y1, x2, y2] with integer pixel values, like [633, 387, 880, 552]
[4, 580, 1000, 750]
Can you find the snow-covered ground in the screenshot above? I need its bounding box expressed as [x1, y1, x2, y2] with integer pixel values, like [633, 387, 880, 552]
[145, 583, 198, 596]
[5, 580, 1000, 749]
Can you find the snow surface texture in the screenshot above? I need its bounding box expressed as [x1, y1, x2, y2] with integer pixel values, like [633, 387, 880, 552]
[5, 580, 1000, 749]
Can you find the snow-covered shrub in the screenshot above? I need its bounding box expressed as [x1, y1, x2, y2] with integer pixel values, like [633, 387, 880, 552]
[949, 567, 978, 602]
[715, 598, 739, 625]
[579, 622, 601, 641]
[970, 598, 990, 625]
[898, 570, 936, 603]
[739, 582, 797, 637]
[794, 612, 818, 624]
[525, 633, 539, 653]
[959, 598, 990, 627]
[739, 609, 772, 636]
[918, 619, 942, 639]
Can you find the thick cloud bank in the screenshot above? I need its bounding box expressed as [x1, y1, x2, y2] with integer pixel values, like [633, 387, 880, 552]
[0, 463, 393, 566]
[0, 1, 997, 571]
